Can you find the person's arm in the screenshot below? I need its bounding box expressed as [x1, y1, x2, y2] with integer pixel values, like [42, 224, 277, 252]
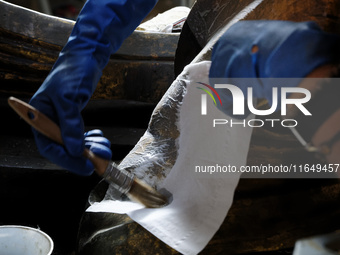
[30, 0, 157, 175]
[209, 20, 340, 169]
[209, 20, 340, 118]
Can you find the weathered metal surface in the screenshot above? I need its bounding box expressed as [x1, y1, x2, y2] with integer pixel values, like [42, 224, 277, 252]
[76, 0, 340, 254]
[0, 0, 179, 103]
[2, 0, 340, 254]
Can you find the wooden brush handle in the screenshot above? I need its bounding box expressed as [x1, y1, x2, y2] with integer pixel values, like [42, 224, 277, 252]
[8, 97, 109, 175]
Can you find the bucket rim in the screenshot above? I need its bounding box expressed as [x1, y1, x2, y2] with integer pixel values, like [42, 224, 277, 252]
[0, 225, 54, 255]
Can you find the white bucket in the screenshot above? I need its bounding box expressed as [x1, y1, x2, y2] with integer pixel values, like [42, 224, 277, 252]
[0, 225, 54, 255]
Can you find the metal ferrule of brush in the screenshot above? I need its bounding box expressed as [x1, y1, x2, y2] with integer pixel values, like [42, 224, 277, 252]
[102, 162, 135, 194]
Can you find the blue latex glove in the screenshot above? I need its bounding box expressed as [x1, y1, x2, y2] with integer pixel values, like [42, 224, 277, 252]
[29, 0, 157, 175]
[209, 20, 340, 117]
[84, 129, 112, 166]
[81, 129, 112, 175]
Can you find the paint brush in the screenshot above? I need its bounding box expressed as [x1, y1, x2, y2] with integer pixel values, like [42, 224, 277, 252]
[8, 97, 168, 208]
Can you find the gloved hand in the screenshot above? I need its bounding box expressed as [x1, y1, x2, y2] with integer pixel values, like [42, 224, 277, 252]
[84, 129, 113, 175]
[209, 20, 340, 118]
[33, 129, 112, 175]
[29, 0, 157, 175]
[84, 129, 112, 174]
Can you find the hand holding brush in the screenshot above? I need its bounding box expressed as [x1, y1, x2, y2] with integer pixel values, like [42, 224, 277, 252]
[10, 0, 165, 207]
[8, 97, 168, 208]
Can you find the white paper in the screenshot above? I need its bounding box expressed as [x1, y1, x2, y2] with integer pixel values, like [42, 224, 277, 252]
[87, 61, 254, 255]
[137, 6, 190, 33]
[88, 200, 144, 214]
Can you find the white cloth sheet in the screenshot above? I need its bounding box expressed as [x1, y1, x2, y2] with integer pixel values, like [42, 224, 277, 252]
[87, 61, 254, 255]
